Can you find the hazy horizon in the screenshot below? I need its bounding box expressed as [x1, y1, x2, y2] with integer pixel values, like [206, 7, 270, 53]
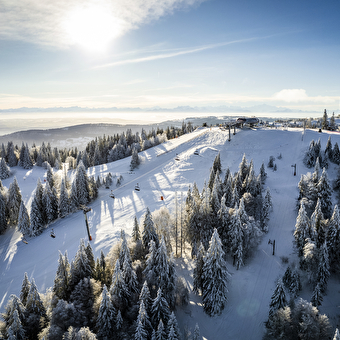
[0, 110, 327, 137]
[1, 0, 339, 114]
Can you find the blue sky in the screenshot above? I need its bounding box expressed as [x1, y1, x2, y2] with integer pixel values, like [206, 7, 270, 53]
[0, 0, 339, 116]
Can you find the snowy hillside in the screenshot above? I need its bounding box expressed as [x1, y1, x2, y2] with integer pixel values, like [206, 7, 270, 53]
[1, 126, 340, 339]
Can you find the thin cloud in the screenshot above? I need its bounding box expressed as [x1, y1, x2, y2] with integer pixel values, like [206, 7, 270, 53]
[94, 38, 260, 69]
[0, 0, 207, 48]
[273, 89, 337, 104]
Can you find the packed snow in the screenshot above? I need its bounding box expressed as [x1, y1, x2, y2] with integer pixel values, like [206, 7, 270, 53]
[1, 126, 340, 339]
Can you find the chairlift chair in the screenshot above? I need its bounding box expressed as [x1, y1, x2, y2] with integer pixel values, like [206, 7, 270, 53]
[50, 229, 56, 238]
[194, 150, 199, 155]
[109, 190, 115, 199]
[175, 153, 180, 161]
[135, 183, 140, 191]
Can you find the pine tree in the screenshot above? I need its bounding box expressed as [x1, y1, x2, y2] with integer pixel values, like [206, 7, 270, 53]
[110, 259, 130, 312]
[139, 281, 152, 317]
[316, 242, 330, 292]
[1, 294, 26, 339]
[70, 277, 101, 328]
[262, 187, 272, 232]
[333, 328, 340, 340]
[167, 312, 181, 340]
[29, 193, 44, 237]
[7, 309, 26, 340]
[151, 288, 170, 329]
[7, 177, 22, 226]
[327, 205, 340, 270]
[311, 282, 323, 307]
[294, 202, 311, 256]
[0, 190, 7, 234]
[20, 272, 31, 306]
[0, 158, 10, 180]
[58, 178, 69, 218]
[46, 163, 54, 188]
[193, 323, 200, 340]
[317, 168, 332, 219]
[25, 278, 48, 340]
[52, 251, 70, 304]
[269, 278, 287, 318]
[75, 160, 90, 206]
[130, 146, 140, 170]
[69, 239, 92, 291]
[142, 207, 159, 252]
[212, 152, 222, 175]
[193, 243, 205, 295]
[6, 142, 17, 167]
[311, 198, 326, 248]
[325, 136, 333, 160]
[260, 162, 267, 184]
[201, 229, 230, 316]
[333, 142, 340, 165]
[144, 240, 158, 296]
[69, 180, 79, 212]
[17, 201, 30, 237]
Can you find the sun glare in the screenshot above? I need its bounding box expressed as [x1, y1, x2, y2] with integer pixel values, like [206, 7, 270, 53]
[63, 5, 122, 53]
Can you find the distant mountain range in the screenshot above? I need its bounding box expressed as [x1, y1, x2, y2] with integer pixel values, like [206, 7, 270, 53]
[0, 104, 324, 114]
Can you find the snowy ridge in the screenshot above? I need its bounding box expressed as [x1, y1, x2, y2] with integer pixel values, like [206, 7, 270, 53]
[1, 126, 340, 339]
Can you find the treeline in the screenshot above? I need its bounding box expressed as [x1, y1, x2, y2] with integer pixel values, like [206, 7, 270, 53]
[0, 208, 194, 339]
[0, 122, 194, 177]
[0, 161, 98, 236]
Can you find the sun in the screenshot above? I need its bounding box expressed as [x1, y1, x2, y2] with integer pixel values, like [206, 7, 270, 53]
[63, 5, 122, 53]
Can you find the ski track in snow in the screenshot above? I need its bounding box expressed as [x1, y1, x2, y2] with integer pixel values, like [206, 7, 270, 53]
[1, 126, 340, 339]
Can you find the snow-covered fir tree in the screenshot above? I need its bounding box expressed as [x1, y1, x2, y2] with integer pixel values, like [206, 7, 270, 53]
[294, 201, 311, 256]
[150, 288, 170, 329]
[70, 277, 101, 328]
[167, 312, 181, 340]
[268, 278, 287, 318]
[17, 201, 30, 237]
[311, 282, 323, 307]
[75, 160, 90, 206]
[109, 259, 130, 313]
[7, 177, 22, 226]
[317, 168, 332, 219]
[0, 294, 26, 339]
[130, 146, 140, 170]
[25, 278, 48, 340]
[316, 242, 330, 292]
[142, 207, 159, 252]
[52, 251, 70, 304]
[193, 243, 205, 295]
[156, 319, 166, 340]
[29, 191, 44, 237]
[311, 198, 327, 248]
[58, 178, 69, 218]
[18, 143, 33, 169]
[201, 229, 230, 316]
[69, 239, 92, 291]
[193, 323, 200, 340]
[0, 158, 10, 180]
[20, 272, 31, 306]
[327, 205, 340, 270]
[0, 190, 7, 234]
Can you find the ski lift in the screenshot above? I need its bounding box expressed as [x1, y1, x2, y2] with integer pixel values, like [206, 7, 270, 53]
[175, 153, 180, 161]
[50, 229, 56, 238]
[109, 190, 115, 199]
[194, 149, 199, 155]
[135, 183, 140, 191]
[22, 237, 28, 244]
[81, 205, 92, 214]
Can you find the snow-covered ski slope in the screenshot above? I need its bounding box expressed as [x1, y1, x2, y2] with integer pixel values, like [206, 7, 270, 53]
[1, 126, 340, 339]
